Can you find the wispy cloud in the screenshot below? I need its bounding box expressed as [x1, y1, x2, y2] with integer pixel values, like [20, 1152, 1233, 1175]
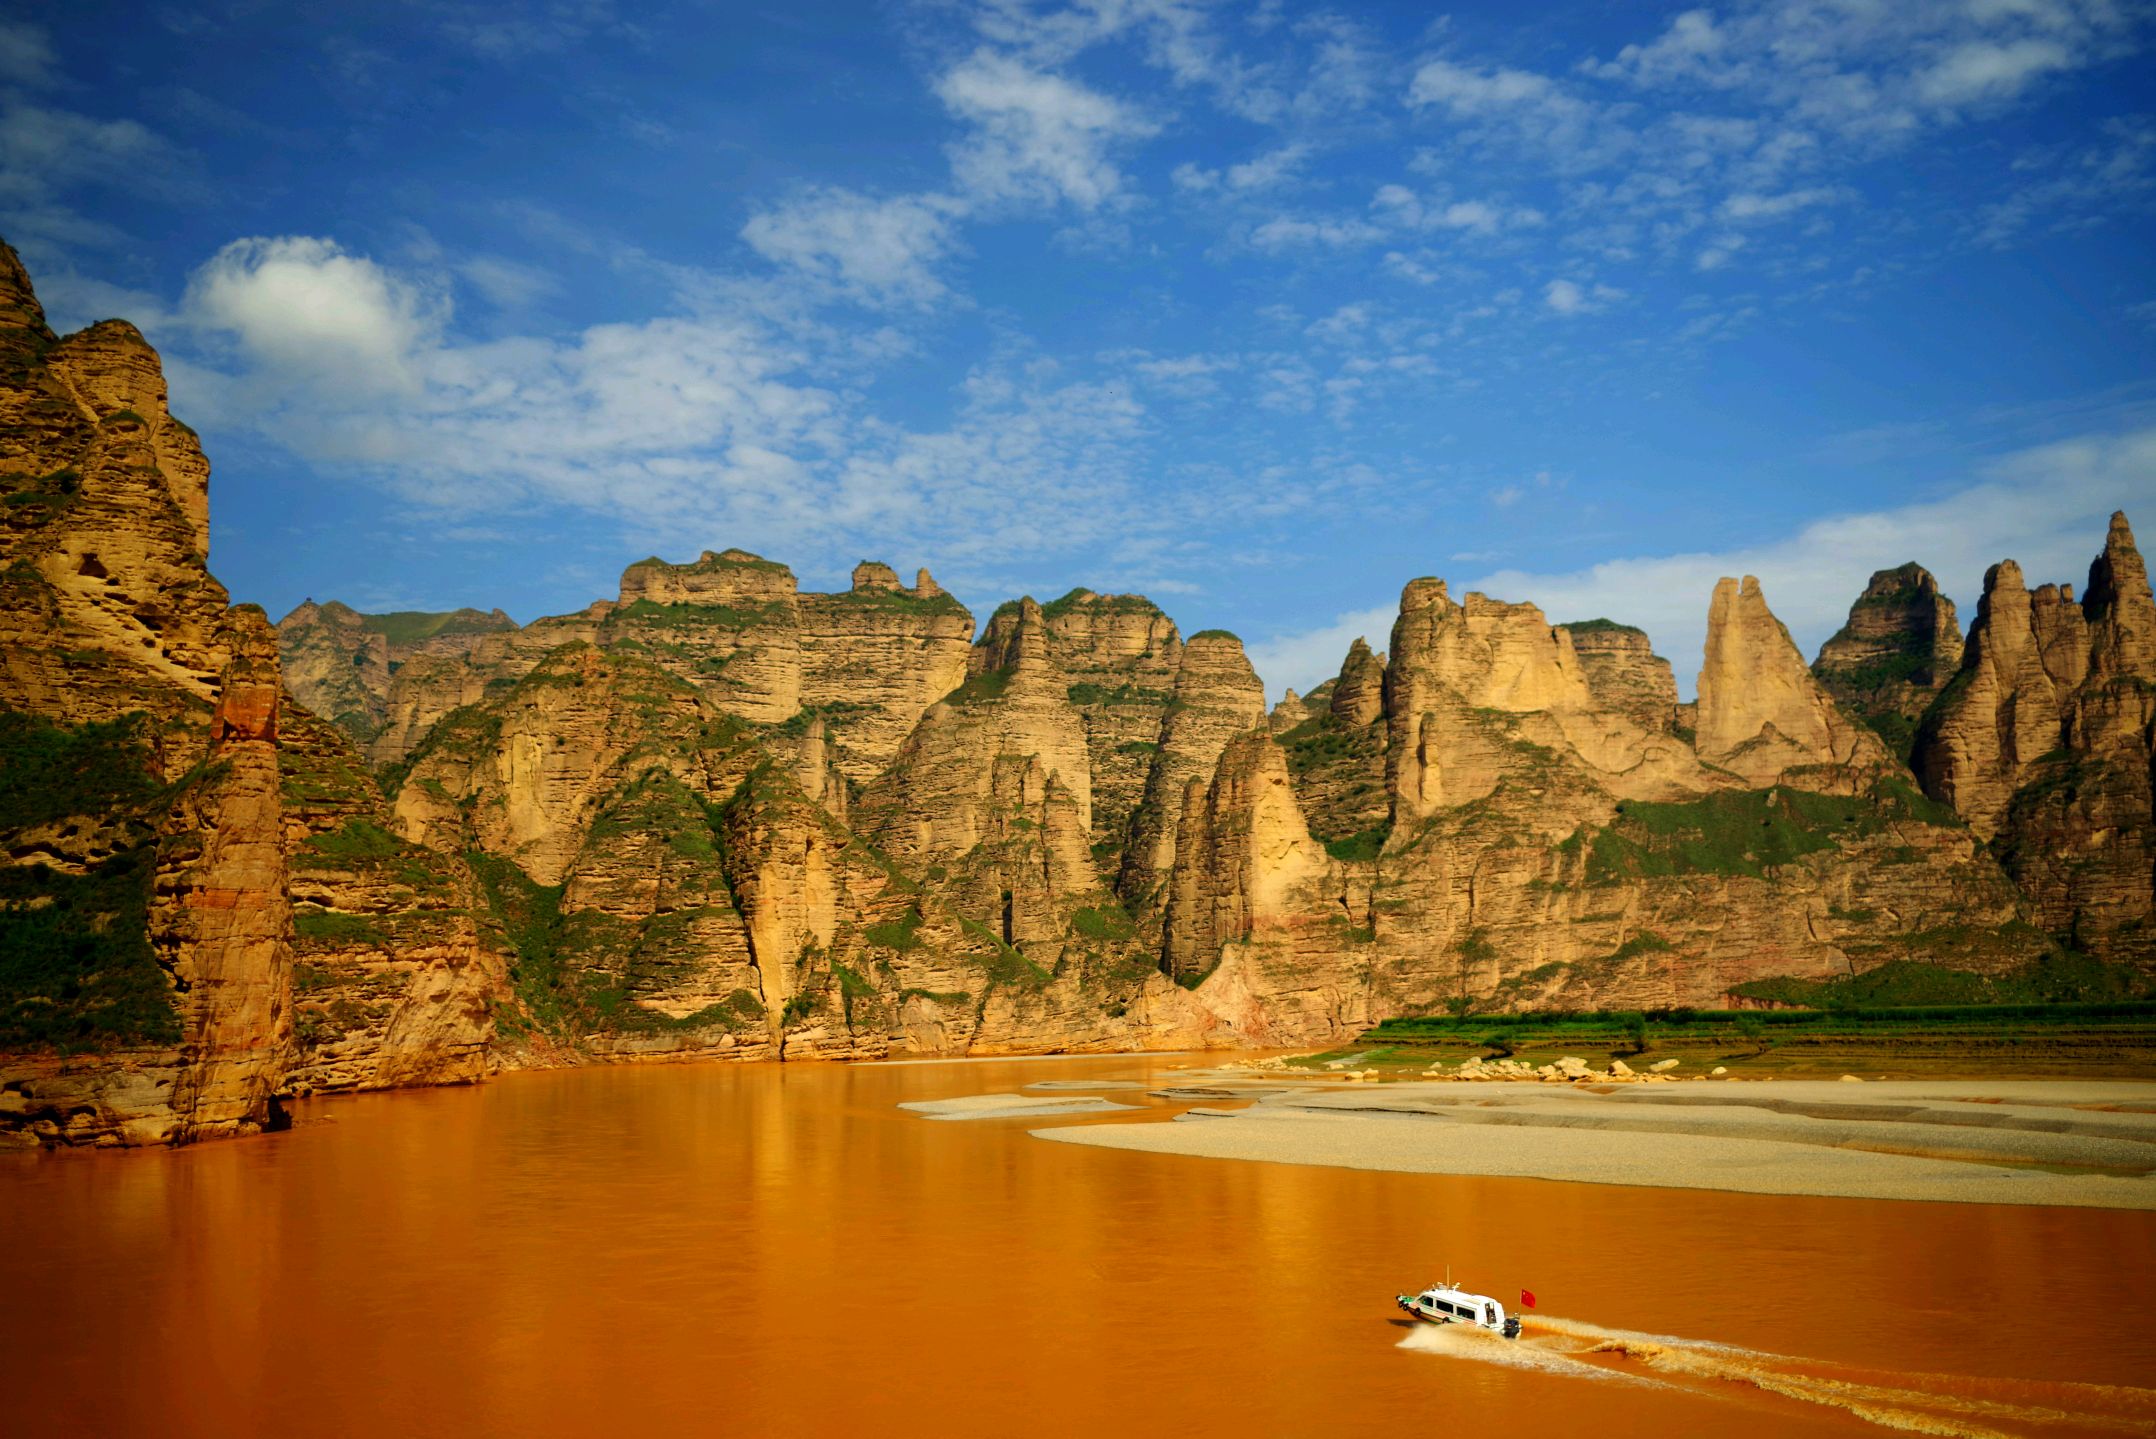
[937, 49, 1157, 211]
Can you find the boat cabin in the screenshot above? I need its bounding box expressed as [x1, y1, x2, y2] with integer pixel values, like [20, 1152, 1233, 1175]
[1396, 1284, 1520, 1337]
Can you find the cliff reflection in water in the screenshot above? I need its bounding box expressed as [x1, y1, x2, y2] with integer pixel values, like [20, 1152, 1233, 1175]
[4, 1056, 2154, 1438]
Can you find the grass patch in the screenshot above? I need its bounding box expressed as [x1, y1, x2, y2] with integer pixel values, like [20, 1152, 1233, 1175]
[0, 846, 177, 1050]
[356, 608, 510, 647]
[0, 708, 162, 831]
[611, 597, 791, 631]
[864, 908, 925, 952]
[943, 667, 1015, 707]
[1322, 823, 1391, 863]
[294, 909, 393, 946]
[1067, 682, 1172, 707]
[1072, 902, 1136, 942]
[825, 587, 968, 617]
[1582, 780, 1956, 885]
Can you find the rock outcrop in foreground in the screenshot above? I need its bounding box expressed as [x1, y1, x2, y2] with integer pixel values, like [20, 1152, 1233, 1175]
[0, 242, 506, 1147]
[3, 239, 2149, 1147]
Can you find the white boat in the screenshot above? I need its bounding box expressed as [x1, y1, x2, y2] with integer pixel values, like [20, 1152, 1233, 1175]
[1395, 1280, 1523, 1338]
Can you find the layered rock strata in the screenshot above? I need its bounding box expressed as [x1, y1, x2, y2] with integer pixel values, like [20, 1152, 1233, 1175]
[1812, 564, 1963, 759]
[0, 242, 505, 1146]
[1918, 514, 2156, 957]
[1698, 576, 1890, 787]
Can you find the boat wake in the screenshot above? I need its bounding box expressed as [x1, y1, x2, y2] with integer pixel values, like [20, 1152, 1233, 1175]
[1400, 1314, 2156, 1437]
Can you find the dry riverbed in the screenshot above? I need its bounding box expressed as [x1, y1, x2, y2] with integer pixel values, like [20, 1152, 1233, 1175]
[1028, 1073, 2156, 1209]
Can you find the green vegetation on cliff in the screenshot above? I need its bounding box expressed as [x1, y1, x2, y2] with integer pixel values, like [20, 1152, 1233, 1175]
[1584, 779, 1958, 884]
[0, 847, 176, 1050]
[355, 608, 510, 647]
[0, 709, 161, 828]
[0, 709, 177, 1049]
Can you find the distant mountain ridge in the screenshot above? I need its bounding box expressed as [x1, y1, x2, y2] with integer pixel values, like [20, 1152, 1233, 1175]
[2, 238, 2149, 1148]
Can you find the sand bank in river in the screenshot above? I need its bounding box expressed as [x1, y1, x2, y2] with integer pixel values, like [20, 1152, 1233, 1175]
[1032, 1078, 2156, 1208]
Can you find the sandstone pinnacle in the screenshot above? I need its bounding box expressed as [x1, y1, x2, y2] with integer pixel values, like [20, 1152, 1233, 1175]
[1330, 637, 1385, 728]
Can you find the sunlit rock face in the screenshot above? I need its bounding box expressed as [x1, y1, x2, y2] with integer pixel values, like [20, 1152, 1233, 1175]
[1, 243, 2147, 1149]
[1811, 563, 1962, 761]
[0, 242, 508, 1148]
[1697, 575, 1892, 789]
[1915, 513, 2156, 959]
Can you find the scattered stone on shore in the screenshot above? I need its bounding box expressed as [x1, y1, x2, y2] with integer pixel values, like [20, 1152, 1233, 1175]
[1840, 1074, 1865, 1083]
[1650, 1059, 1681, 1073]
[1711, 1067, 1729, 1076]
[1610, 1060, 1634, 1077]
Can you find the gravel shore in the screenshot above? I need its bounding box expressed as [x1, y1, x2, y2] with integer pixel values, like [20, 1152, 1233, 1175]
[1032, 1078, 2156, 1208]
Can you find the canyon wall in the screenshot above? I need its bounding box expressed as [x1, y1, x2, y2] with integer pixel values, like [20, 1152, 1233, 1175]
[0, 242, 506, 1148]
[3, 240, 2149, 1147]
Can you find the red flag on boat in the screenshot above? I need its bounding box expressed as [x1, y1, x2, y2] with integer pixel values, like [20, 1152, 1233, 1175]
[1519, 1289, 1536, 1309]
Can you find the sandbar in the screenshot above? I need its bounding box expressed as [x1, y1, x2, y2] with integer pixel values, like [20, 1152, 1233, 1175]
[1033, 1079, 2156, 1208]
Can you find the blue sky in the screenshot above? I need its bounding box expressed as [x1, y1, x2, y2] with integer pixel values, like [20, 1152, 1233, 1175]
[7, 0, 2154, 697]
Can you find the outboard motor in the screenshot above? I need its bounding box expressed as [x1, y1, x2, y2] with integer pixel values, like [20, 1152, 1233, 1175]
[1502, 1316, 1522, 1340]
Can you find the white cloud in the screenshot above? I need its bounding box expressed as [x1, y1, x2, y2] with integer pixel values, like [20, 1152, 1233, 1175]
[936, 50, 1157, 211]
[1695, 234, 1746, 270]
[1408, 59, 1563, 114]
[741, 187, 962, 307]
[1544, 277, 1623, 314]
[1249, 214, 1385, 250]
[184, 236, 444, 394]
[1584, 9, 1733, 89]
[1245, 604, 1396, 702]
[1586, 0, 2133, 138]
[1471, 425, 2156, 698]
[1720, 186, 1845, 222]
[456, 255, 563, 311]
[0, 102, 174, 193]
[1173, 141, 1312, 194]
[0, 19, 56, 88]
[154, 233, 1203, 593]
[1915, 37, 2076, 106]
[1372, 184, 1544, 236]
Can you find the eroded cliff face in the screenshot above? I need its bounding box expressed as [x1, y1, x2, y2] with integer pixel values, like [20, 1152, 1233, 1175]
[1698, 576, 1891, 788]
[0, 242, 505, 1147]
[7, 239, 2148, 1142]
[1812, 564, 1963, 761]
[1918, 514, 2156, 958]
[1145, 569, 2042, 1026]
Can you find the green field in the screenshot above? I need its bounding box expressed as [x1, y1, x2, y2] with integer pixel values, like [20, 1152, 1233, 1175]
[1314, 1000, 2156, 1080]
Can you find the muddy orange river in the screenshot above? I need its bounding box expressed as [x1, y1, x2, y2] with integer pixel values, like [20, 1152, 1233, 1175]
[4, 1054, 2153, 1437]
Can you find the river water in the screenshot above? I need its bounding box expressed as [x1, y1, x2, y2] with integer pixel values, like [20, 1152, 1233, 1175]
[4, 1054, 2153, 1437]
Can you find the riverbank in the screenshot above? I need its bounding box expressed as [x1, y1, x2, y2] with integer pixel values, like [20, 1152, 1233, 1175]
[1033, 1077, 2156, 1208]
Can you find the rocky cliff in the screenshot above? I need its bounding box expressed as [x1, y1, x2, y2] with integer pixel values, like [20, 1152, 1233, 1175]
[4, 238, 2150, 1147]
[1915, 514, 2156, 960]
[1812, 563, 1963, 760]
[0, 241, 507, 1147]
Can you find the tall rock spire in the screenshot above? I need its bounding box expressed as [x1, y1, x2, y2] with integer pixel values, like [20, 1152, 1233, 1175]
[1697, 576, 1886, 785]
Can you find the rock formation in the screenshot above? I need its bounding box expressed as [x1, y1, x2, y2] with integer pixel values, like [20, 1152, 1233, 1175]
[1812, 564, 1962, 760]
[1917, 513, 2156, 957]
[0, 241, 506, 1147]
[4, 238, 2150, 1148]
[1698, 576, 1890, 787]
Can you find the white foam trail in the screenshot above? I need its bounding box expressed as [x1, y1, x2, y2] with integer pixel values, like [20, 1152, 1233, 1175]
[1399, 1313, 2156, 1437]
[1395, 1321, 1672, 1390]
[1521, 1316, 2156, 1438]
